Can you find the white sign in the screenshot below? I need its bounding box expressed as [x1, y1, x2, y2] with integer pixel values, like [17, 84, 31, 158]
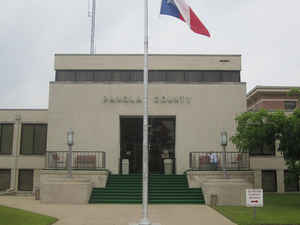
[246, 189, 263, 207]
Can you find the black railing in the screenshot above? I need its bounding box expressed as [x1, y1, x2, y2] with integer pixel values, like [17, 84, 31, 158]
[189, 152, 249, 171]
[46, 151, 106, 169]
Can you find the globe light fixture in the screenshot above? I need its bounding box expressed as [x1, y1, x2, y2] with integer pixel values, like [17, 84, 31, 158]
[220, 131, 228, 146]
[220, 131, 229, 178]
[67, 129, 74, 178]
[67, 129, 74, 146]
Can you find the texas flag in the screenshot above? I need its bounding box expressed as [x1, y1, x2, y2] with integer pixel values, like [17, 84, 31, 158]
[160, 0, 210, 37]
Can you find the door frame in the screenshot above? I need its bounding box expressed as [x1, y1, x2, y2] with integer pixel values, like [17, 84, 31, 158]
[119, 115, 176, 174]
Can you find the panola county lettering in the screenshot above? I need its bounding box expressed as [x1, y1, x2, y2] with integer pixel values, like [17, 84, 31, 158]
[103, 96, 192, 104]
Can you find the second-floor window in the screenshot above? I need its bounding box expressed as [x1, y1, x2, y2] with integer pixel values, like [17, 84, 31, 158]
[284, 101, 296, 111]
[21, 124, 47, 155]
[0, 124, 14, 154]
[249, 142, 275, 156]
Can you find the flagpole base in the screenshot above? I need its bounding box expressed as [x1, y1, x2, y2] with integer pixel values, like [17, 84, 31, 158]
[138, 218, 151, 225]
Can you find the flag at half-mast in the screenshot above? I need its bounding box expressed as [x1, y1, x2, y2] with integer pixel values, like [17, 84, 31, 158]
[160, 0, 210, 37]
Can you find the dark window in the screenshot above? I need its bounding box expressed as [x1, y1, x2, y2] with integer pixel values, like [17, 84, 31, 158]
[0, 169, 10, 191]
[56, 71, 76, 81]
[149, 71, 166, 81]
[18, 169, 33, 191]
[165, 71, 185, 82]
[77, 71, 94, 81]
[120, 71, 131, 81]
[250, 142, 275, 156]
[0, 124, 14, 154]
[111, 71, 121, 81]
[130, 71, 143, 81]
[21, 124, 47, 155]
[222, 71, 240, 82]
[94, 71, 112, 81]
[262, 170, 277, 192]
[185, 71, 203, 82]
[203, 71, 221, 82]
[56, 70, 241, 83]
[284, 101, 296, 111]
[284, 171, 299, 192]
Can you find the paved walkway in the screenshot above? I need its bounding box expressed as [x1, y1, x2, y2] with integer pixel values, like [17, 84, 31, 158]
[0, 196, 236, 225]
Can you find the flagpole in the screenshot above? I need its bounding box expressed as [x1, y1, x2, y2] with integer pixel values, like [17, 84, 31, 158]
[90, 0, 96, 54]
[139, 0, 151, 224]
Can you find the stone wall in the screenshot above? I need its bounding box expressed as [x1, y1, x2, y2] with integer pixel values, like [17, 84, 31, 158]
[187, 171, 256, 206]
[39, 170, 109, 188]
[187, 170, 256, 188]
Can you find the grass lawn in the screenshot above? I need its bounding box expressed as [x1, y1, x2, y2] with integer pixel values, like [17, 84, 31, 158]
[0, 205, 57, 225]
[216, 193, 300, 225]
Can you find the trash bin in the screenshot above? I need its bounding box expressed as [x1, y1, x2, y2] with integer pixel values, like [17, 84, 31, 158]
[164, 159, 173, 175]
[122, 159, 129, 175]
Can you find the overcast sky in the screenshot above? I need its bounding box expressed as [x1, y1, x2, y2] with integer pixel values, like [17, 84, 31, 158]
[1, 0, 300, 108]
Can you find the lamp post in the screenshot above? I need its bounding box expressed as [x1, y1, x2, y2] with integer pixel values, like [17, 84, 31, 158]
[221, 131, 229, 179]
[67, 129, 74, 178]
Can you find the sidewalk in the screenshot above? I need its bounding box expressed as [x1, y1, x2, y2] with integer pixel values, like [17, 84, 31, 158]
[0, 196, 236, 225]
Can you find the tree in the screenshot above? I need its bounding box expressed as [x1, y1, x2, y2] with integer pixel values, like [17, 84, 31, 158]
[288, 88, 300, 100]
[231, 110, 286, 155]
[278, 109, 300, 175]
[232, 108, 300, 176]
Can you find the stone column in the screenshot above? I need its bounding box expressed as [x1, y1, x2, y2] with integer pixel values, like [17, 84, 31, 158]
[33, 169, 41, 193]
[11, 114, 22, 190]
[276, 169, 285, 193]
[254, 170, 262, 189]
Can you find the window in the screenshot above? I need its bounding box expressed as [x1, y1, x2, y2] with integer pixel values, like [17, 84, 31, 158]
[20, 124, 47, 155]
[130, 71, 143, 81]
[222, 71, 240, 82]
[262, 170, 277, 192]
[0, 124, 14, 154]
[56, 70, 241, 83]
[0, 169, 10, 191]
[185, 71, 203, 82]
[55, 71, 76, 81]
[284, 171, 299, 192]
[249, 142, 275, 156]
[77, 71, 94, 81]
[149, 71, 166, 81]
[165, 71, 185, 82]
[203, 71, 221, 82]
[284, 101, 296, 111]
[18, 169, 33, 191]
[94, 71, 112, 81]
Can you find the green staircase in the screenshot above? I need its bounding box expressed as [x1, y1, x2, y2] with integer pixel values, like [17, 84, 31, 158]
[89, 174, 205, 204]
[149, 174, 205, 204]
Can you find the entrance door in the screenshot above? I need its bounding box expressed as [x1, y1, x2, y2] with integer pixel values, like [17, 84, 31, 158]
[120, 118, 143, 173]
[120, 117, 175, 174]
[148, 117, 176, 173]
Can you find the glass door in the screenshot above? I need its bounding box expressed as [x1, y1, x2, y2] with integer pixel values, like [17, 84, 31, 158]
[149, 117, 175, 173]
[120, 116, 175, 174]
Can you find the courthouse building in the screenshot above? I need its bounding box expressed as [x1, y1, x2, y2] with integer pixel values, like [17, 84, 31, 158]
[0, 54, 296, 196]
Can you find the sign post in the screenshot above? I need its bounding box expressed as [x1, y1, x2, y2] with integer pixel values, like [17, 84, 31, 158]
[246, 189, 263, 220]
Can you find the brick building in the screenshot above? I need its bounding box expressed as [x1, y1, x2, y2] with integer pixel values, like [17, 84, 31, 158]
[247, 86, 300, 193]
[247, 86, 299, 112]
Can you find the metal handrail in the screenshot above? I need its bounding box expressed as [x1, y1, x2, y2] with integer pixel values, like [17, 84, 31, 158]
[46, 151, 106, 169]
[189, 151, 250, 171]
